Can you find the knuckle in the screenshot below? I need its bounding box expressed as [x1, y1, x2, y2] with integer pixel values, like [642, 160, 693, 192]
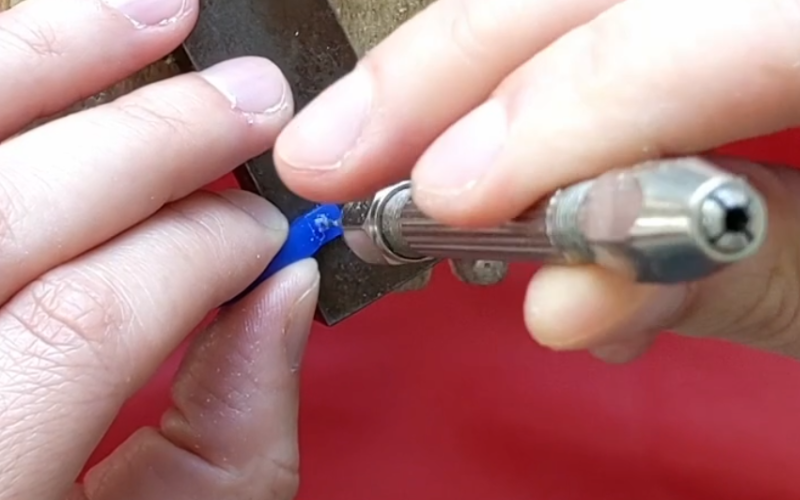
[535, 0, 664, 102]
[0, 13, 62, 59]
[566, 4, 633, 89]
[719, 166, 800, 356]
[0, 175, 26, 257]
[447, 0, 493, 66]
[742, 249, 800, 355]
[5, 268, 134, 366]
[109, 95, 189, 141]
[162, 194, 231, 248]
[687, 243, 800, 356]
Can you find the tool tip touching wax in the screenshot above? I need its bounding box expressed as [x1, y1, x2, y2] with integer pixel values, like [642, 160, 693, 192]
[227, 204, 343, 304]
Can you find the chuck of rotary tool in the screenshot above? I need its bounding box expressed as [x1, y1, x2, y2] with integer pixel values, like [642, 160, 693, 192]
[340, 157, 768, 284]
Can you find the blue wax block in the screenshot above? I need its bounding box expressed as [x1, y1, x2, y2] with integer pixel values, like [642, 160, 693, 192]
[227, 204, 343, 304]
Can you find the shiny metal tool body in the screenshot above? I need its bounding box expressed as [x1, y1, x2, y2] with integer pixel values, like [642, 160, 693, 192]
[342, 157, 768, 284]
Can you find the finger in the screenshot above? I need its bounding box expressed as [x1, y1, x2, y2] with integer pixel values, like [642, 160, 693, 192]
[523, 265, 682, 351]
[0, 56, 292, 304]
[0, 190, 287, 500]
[524, 160, 800, 361]
[80, 260, 319, 500]
[411, 0, 800, 226]
[273, 0, 622, 202]
[0, 0, 196, 138]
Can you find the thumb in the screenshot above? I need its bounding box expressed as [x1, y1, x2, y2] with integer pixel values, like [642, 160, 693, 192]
[524, 157, 800, 362]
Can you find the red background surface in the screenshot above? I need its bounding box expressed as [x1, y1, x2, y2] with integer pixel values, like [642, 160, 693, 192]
[83, 130, 800, 499]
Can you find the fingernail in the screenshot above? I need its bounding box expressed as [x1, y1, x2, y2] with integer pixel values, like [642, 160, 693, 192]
[218, 189, 288, 232]
[104, 0, 188, 27]
[413, 99, 507, 197]
[200, 57, 289, 114]
[277, 67, 373, 170]
[284, 260, 320, 372]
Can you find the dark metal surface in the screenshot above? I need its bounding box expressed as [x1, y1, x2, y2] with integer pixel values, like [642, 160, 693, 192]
[182, 0, 434, 325]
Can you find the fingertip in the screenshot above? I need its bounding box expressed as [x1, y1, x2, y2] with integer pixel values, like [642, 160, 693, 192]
[278, 259, 320, 370]
[524, 266, 610, 349]
[273, 138, 404, 204]
[272, 66, 379, 202]
[410, 100, 521, 227]
[276, 67, 372, 169]
[410, 184, 526, 227]
[198, 56, 294, 128]
[217, 189, 289, 235]
[101, 0, 199, 32]
[271, 159, 362, 204]
[523, 265, 661, 350]
[274, 257, 321, 305]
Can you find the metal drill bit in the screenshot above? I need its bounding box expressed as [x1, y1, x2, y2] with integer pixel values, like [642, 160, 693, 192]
[341, 157, 768, 284]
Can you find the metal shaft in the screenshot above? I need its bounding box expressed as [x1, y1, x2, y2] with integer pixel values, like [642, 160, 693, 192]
[341, 157, 769, 284]
[380, 185, 563, 262]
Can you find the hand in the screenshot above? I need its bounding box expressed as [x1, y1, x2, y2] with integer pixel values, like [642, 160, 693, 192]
[0, 0, 315, 499]
[274, 0, 800, 363]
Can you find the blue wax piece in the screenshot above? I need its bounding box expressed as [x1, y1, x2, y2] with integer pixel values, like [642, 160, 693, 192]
[227, 204, 343, 304]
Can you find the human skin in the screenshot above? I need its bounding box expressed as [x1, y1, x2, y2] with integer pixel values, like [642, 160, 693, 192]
[5, 0, 800, 498]
[0, 0, 317, 499]
[274, 0, 800, 363]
